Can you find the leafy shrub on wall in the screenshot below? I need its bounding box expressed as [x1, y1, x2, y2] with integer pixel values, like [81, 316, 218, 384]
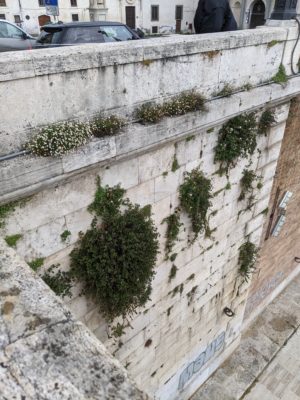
[179, 169, 213, 241]
[70, 181, 159, 320]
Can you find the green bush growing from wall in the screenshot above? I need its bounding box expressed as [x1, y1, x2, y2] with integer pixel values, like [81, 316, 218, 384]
[179, 169, 213, 240]
[70, 181, 159, 320]
[214, 113, 258, 174]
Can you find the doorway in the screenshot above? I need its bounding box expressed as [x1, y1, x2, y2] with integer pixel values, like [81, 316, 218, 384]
[126, 6, 136, 29]
[249, 0, 265, 29]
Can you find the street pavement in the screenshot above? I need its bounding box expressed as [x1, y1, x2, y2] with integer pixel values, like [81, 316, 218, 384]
[190, 274, 300, 400]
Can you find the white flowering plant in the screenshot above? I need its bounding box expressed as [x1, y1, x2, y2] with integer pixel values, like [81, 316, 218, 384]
[136, 92, 206, 124]
[90, 115, 125, 138]
[26, 121, 92, 157]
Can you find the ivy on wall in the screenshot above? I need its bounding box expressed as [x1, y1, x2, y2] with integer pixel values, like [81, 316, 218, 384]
[70, 180, 159, 320]
[238, 241, 259, 282]
[214, 113, 258, 174]
[179, 169, 213, 241]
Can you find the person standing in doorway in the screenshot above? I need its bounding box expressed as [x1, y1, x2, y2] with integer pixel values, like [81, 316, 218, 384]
[194, 0, 237, 34]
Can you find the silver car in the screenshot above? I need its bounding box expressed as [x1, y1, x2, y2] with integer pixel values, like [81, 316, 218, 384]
[0, 20, 36, 52]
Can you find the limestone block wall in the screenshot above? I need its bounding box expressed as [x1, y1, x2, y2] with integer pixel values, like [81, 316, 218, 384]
[1, 102, 289, 399]
[1, 26, 300, 400]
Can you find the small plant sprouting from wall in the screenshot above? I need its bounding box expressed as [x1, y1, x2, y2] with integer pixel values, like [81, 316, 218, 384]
[272, 64, 288, 85]
[28, 258, 44, 272]
[213, 83, 235, 98]
[26, 121, 92, 157]
[4, 234, 22, 247]
[238, 241, 259, 282]
[171, 154, 180, 172]
[179, 169, 213, 241]
[214, 113, 258, 174]
[0, 202, 17, 229]
[136, 104, 164, 124]
[136, 92, 206, 124]
[70, 180, 159, 320]
[90, 115, 125, 138]
[111, 323, 126, 338]
[238, 169, 258, 201]
[168, 265, 178, 282]
[60, 230, 71, 242]
[258, 109, 276, 135]
[42, 264, 73, 298]
[163, 208, 182, 258]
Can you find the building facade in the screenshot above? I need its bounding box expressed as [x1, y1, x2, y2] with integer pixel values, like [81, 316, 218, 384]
[0, 0, 90, 35]
[1, 0, 293, 36]
[89, 0, 198, 34]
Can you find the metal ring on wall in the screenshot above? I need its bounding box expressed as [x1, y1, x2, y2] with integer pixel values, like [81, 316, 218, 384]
[223, 307, 235, 317]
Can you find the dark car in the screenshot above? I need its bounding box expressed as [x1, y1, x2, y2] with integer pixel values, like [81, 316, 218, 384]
[34, 21, 141, 48]
[0, 20, 36, 52]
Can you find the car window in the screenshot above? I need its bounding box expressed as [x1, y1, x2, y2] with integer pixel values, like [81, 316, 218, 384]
[63, 26, 104, 44]
[0, 21, 24, 39]
[37, 29, 62, 44]
[100, 25, 134, 42]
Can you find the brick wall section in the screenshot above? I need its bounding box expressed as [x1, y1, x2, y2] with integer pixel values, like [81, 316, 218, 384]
[245, 96, 300, 322]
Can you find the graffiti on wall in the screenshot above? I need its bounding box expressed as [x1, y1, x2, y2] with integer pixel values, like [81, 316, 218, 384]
[178, 331, 225, 391]
[244, 271, 285, 319]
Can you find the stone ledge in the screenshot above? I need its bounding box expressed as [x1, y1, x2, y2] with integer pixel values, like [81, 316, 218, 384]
[0, 238, 148, 400]
[0, 28, 287, 82]
[0, 78, 297, 205]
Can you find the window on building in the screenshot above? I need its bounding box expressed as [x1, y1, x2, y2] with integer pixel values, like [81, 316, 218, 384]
[0, 0, 6, 7]
[152, 26, 158, 34]
[38, 0, 45, 6]
[175, 5, 183, 20]
[72, 13, 79, 21]
[151, 5, 159, 21]
[0, 13, 5, 19]
[70, 0, 77, 7]
[14, 15, 21, 24]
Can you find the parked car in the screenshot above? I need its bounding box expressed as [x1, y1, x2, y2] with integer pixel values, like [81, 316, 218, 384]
[0, 20, 36, 52]
[34, 21, 141, 49]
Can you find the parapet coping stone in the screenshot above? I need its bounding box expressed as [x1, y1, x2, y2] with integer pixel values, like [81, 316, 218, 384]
[0, 27, 288, 82]
[0, 238, 149, 400]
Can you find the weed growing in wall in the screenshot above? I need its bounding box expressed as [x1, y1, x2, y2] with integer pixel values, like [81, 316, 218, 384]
[238, 169, 258, 201]
[4, 234, 22, 247]
[42, 264, 73, 298]
[26, 121, 92, 157]
[214, 113, 257, 174]
[60, 230, 71, 242]
[136, 103, 165, 124]
[163, 208, 182, 258]
[272, 64, 288, 85]
[28, 258, 44, 272]
[0, 202, 16, 228]
[238, 241, 258, 282]
[70, 181, 159, 320]
[258, 109, 276, 135]
[212, 83, 235, 98]
[179, 169, 213, 241]
[136, 92, 206, 124]
[90, 115, 125, 138]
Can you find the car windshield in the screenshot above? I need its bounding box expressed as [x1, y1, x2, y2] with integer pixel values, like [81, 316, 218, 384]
[63, 26, 104, 43]
[100, 25, 134, 42]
